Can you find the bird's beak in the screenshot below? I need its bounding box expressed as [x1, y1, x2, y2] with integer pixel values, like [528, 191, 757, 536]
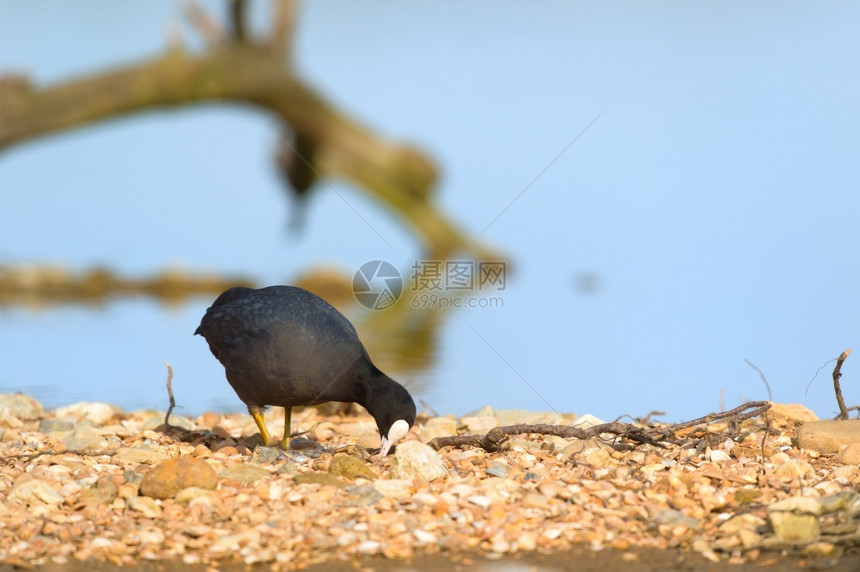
[379, 436, 393, 457]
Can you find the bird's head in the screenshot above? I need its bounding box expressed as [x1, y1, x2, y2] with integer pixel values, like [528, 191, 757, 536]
[371, 378, 417, 457]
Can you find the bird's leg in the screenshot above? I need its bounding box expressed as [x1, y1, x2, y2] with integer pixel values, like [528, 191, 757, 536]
[280, 407, 292, 450]
[248, 405, 272, 447]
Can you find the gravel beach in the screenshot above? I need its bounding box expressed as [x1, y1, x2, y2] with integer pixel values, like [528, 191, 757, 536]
[0, 395, 858, 570]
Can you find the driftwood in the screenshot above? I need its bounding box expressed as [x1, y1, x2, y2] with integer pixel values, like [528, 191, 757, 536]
[0, 0, 491, 260]
[427, 401, 772, 453]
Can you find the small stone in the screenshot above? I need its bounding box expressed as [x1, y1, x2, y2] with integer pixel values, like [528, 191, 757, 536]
[329, 455, 377, 480]
[495, 409, 565, 426]
[78, 476, 119, 506]
[719, 514, 766, 534]
[0, 393, 43, 420]
[54, 402, 120, 425]
[768, 511, 820, 542]
[802, 542, 837, 557]
[175, 487, 215, 503]
[707, 449, 732, 462]
[61, 426, 106, 451]
[39, 418, 75, 434]
[127, 495, 162, 517]
[460, 415, 498, 433]
[341, 483, 381, 507]
[734, 488, 761, 504]
[581, 447, 613, 468]
[293, 472, 347, 488]
[834, 442, 860, 465]
[112, 447, 168, 466]
[774, 459, 816, 479]
[467, 495, 492, 509]
[653, 508, 700, 529]
[738, 529, 762, 549]
[818, 490, 858, 514]
[521, 492, 551, 510]
[421, 417, 458, 440]
[141, 414, 195, 431]
[768, 403, 818, 426]
[486, 464, 508, 478]
[356, 540, 381, 555]
[389, 440, 448, 481]
[373, 479, 412, 499]
[769, 496, 822, 515]
[796, 420, 860, 454]
[250, 446, 282, 464]
[571, 413, 605, 428]
[8, 479, 64, 505]
[413, 529, 437, 544]
[560, 438, 603, 457]
[356, 434, 380, 449]
[139, 456, 217, 499]
[219, 463, 271, 483]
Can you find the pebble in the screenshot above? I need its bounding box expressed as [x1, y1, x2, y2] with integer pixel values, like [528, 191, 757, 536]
[328, 455, 377, 480]
[420, 416, 459, 440]
[495, 409, 565, 425]
[571, 413, 605, 428]
[768, 403, 818, 426]
[0, 392, 44, 420]
[78, 475, 119, 506]
[139, 456, 218, 499]
[718, 514, 766, 534]
[175, 487, 216, 503]
[293, 472, 347, 489]
[39, 418, 75, 433]
[127, 496, 162, 518]
[249, 446, 282, 464]
[389, 440, 448, 481]
[796, 419, 860, 453]
[61, 426, 107, 451]
[373, 479, 412, 499]
[54, 401, 120, 425]
[460, 415, 498, 433]
[835, 442, 860, 465]
[774, 459, 816, 479]
[218, 464, 272, 483]
[8, 479, 64, 505]
[768, 511, 820, 543]
[112, 447, 167, 466]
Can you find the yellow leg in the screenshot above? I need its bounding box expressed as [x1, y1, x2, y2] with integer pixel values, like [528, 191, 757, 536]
[248, 405, 272, 446]
[280, 407, 292, 450]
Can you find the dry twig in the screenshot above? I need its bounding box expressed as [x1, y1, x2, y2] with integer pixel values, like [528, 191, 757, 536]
[164, 361, 177, 428]
[833, 349, 852, 420]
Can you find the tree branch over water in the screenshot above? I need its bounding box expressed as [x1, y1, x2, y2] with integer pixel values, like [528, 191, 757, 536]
[0, 1, 491, 260]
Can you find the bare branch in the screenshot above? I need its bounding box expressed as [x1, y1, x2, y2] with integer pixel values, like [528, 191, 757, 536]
[833, 349, 852, 420]
[185, 1, 224, 44]
[0, 47, 490, 259]
[164, 361, 177, 428]
[270, 0, 297, 64]
[230, 0, 247, 43]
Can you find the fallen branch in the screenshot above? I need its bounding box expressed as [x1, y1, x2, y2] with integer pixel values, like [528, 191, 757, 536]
[427, 401, 772, 453]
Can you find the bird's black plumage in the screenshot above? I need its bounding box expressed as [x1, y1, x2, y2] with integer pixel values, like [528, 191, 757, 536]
[195, 285, 416, 453]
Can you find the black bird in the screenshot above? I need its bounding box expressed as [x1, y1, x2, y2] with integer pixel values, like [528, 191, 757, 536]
[195, 285, 416, 455]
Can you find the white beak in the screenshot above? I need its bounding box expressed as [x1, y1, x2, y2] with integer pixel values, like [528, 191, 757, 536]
[379, 436, 394, 457]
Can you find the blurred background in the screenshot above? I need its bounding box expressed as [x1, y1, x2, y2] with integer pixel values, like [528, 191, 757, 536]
[1, 1, 858, 422]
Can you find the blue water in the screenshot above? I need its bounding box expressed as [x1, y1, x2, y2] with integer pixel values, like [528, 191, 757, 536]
[1, 1, 859, 421]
